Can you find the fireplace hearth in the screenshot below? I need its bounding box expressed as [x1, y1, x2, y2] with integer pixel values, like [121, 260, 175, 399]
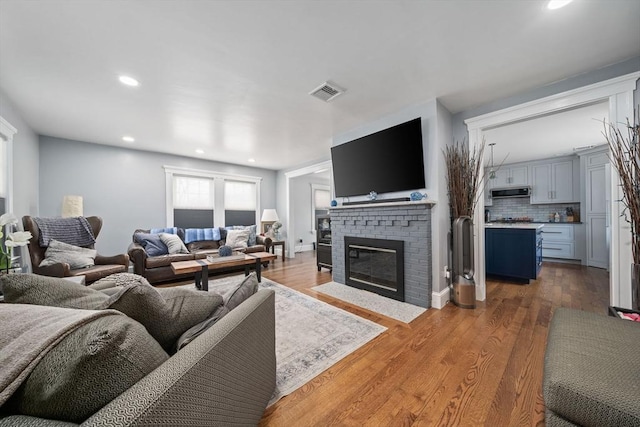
[345, 237, 404, 301]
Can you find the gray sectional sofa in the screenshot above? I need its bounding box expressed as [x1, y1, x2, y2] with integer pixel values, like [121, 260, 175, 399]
[544, 308, 640, 426]
[0, 274, 276, 426]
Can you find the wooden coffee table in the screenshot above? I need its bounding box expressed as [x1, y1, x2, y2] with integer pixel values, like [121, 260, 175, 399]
[171, 252, 277, 291]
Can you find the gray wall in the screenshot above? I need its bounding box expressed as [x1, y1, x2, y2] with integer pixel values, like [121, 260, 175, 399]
[452, 56, 640, 143]
[39, 136, 277, 256]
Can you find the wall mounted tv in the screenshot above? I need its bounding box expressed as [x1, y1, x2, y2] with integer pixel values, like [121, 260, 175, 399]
[331, 117, 425, 198]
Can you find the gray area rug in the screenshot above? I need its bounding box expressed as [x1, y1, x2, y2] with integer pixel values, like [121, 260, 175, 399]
[312, 282, 427, 323]
[187, 276, 386, 406]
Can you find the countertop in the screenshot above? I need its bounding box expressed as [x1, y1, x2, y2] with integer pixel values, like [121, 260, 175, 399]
[485, 223, 545, 230]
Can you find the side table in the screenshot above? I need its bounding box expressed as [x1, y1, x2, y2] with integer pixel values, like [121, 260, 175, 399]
[270, 240, 286, 261]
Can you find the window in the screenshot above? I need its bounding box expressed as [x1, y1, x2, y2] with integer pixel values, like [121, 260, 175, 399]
[173, 176, 214, 228]
[164, 166, 261, 229]
[224, 180, 257, 226]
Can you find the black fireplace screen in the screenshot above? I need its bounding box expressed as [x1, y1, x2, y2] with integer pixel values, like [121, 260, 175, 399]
[344, 237, 404, 301]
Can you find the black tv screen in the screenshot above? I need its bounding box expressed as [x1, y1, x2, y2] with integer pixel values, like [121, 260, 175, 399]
[331, 118, 425, 198]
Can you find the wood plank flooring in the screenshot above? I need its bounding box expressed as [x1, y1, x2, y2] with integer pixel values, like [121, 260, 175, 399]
[258, 252, 609, 426]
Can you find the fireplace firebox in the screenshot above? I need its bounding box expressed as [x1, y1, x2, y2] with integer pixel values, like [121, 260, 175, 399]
[344, 236, 404, 301]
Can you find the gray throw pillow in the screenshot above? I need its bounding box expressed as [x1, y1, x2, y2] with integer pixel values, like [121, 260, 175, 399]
[8, 314, 169, 423]
[1, 273, 109, 309]
[159, 233, 189, 254]
[175, 274, 259, 351]
[225, 229, 250, 250]
[223, 272, 259, 311]
[90, 272, 144, 289]
[100, 276, 224, 352]
[226, 225, 258, 246]
[174, 304, 230, 352]
[39, 240, 97, 269]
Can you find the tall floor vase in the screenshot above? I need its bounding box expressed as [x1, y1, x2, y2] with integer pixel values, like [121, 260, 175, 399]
[633, 264, 640, 311]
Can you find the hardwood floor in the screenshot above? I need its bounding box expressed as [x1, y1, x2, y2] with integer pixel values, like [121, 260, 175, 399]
[258, 252, 610, 426]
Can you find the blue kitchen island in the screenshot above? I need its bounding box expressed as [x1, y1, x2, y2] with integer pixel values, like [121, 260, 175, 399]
[485, 223, 544, 283]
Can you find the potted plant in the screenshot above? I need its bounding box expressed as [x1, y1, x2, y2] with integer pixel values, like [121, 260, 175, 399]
[603, 113, 640, 310]
[444, 139, 486, 308]
[0, 213, 33, 273]
[444, 139, 486, 220]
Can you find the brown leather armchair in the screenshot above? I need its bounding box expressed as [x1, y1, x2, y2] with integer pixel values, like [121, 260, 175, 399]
[22, 215, 129, 284]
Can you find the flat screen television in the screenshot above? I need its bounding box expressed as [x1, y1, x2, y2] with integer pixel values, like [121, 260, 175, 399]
[331, 118, 425, 198]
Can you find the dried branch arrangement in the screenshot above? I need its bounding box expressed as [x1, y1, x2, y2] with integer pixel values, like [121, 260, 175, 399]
[444, 139, 486, 220]
[604, 113, 640, 264]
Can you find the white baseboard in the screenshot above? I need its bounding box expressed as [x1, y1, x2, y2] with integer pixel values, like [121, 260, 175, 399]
[293, 244, 314, 253]
[431, 287, 451, 309]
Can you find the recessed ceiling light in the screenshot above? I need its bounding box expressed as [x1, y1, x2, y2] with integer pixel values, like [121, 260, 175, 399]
[547, 0, 573, 10]
[118, 75, 139, 87]
[195, 149, 205, 154]
[122, 136, 135, 142]
[248, 158, 256, 163]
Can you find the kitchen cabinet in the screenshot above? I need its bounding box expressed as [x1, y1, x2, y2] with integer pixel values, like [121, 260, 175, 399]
[485, 225, 543, 282]
[540, 224, 576, 259]
[530, 159, 576, 204]
[493, 165, 528, 188]
[583, 148, 609, 269]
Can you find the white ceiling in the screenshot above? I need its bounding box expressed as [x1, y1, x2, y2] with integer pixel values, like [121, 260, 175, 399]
[483, 101, 610, 165]
[0, 0, 638, 171]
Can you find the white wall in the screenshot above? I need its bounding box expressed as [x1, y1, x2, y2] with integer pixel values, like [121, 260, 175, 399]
[39, 136, 277, 256]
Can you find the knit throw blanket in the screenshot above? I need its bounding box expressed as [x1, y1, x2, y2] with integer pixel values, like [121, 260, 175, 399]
[0, 304, 121, 406]
[34, 217, 96, 247]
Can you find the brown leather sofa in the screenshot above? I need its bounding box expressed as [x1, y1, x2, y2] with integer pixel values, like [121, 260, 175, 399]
[128, 228, 272, 284]
[23, 215, 130, 284]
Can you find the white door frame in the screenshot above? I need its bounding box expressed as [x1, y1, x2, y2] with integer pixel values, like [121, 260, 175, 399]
[0, 116, 17, 214]
[465, 72, 639, 307]
[284, 160, 332, 258]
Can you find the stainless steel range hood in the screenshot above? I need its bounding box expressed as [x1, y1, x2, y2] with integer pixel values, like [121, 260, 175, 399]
[490, 187, 531, 199]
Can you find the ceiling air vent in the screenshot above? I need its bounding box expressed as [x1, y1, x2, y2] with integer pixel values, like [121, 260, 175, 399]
[309, 81, 345, 102]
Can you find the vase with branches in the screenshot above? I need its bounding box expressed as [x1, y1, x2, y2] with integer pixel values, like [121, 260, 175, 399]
[603, 112, 640, 310]
[444, 139, 487, 220]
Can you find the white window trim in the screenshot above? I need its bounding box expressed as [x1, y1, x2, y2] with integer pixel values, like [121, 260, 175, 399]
[0, 116, 17, 214]
[163, 165, 262, 227]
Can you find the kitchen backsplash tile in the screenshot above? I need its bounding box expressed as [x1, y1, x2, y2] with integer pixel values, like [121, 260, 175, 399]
[487, 198, 580, 222]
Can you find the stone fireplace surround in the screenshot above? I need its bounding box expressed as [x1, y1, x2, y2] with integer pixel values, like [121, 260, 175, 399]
[330, 201, 433, 308]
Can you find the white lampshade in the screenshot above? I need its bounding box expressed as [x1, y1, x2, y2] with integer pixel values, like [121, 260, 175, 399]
[62, 195, 83, 218]
[261, 209, 279, 222]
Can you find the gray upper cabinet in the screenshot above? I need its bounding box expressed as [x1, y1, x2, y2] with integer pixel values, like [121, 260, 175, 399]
[491, 165, 528, 188]
[530, 158, 577, 204]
